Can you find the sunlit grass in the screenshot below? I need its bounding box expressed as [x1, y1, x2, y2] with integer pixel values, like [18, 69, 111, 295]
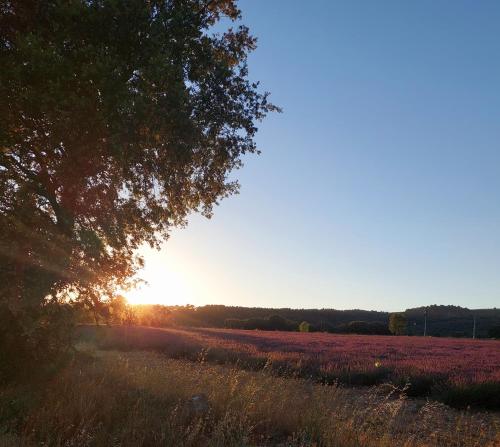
[1, 347, 498, 446]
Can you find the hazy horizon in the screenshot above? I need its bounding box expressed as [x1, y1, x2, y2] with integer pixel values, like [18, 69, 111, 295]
[127, 0, 500, 311]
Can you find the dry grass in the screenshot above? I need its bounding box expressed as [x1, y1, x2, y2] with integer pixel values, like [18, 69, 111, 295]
[1, 347, 498, 447]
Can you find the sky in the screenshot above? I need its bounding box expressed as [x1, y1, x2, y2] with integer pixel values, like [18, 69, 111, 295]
[127, 0, 500, 311]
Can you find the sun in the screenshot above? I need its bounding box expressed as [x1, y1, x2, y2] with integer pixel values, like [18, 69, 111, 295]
[125, 263, 194, 306]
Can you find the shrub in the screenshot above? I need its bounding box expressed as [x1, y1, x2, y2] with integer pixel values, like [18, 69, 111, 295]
[299, 321, 310, 332]
[389, 313, 407, 335]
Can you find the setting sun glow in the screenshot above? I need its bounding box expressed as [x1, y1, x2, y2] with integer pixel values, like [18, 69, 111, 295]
[125, 255, 194, 306]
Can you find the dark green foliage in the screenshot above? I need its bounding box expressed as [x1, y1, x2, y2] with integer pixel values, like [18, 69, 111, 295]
[336, 321, 391, 335]
[405, 305, 500, 338]
[488, 325, 500, 339]
[389, 313, 407, 335]
[268, 314, 296, 331]
[188, 305, 390, 328]
[224, 314, 299, 331]
[0, 302, 76, 382]
[298, 321, 310, 332]
[125, 304, 500, 337]
[0, 0, 276, 378]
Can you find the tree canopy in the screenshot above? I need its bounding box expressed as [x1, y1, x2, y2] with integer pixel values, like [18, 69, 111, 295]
[389, 313, 407, 336]
[0, 0, 277, 372]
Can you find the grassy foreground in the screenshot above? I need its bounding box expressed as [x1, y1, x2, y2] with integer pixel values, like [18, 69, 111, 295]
[1, 347, 499, 447]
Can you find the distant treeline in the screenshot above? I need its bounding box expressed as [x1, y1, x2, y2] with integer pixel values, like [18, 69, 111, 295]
[127, 305, 393, 334]
[80, 303, 500, 338]
[404, 305, 500, 338]
[225, 316, 391, 335]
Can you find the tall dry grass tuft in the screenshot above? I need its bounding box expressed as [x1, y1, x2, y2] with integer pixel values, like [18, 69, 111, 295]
[1, 347, 498, 446]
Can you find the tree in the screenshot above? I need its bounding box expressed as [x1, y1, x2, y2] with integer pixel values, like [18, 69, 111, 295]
[0, 0, 277, 375]
[268, 314, 296, 331]
[343, 321, 391, 335]
[109, 295, 128, 324]
[298, 321, 310, 332]
[389, 313, 407, 336]
[123, 305, 138, 327]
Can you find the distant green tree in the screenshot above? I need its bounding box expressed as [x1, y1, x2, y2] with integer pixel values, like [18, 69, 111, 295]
[0, 0, 277, 378]
[299, 321, 310, 332]
[343, 321, 391, 335]
[389, 313, 407, 335]
[268, 315, 287, 330]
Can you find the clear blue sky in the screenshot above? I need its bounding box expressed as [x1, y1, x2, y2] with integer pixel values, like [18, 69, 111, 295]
[129, 0, 500, 311]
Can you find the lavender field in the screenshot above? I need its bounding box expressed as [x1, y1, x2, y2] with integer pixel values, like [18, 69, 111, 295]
[80, 325, 500, 408]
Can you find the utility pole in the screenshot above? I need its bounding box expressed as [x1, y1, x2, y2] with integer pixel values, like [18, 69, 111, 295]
[423, 308, 427, 337]
[472, 313, 476, 339]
